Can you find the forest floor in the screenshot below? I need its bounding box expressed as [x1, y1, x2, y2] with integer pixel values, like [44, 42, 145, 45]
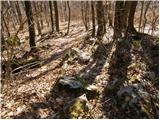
[1, 22, 159, 119]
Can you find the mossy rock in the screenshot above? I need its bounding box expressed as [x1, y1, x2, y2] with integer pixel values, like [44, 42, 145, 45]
[64, 95, 88, 119]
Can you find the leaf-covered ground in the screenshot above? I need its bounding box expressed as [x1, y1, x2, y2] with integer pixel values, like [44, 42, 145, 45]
[1, 23, 159, 119]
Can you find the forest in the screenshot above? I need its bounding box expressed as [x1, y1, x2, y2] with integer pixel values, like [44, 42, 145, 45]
[1, 0, 159, 119]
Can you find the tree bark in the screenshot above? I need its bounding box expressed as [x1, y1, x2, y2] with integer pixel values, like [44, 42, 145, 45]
[113, 1, 124, 40]
[81, 2, 88, 31]
[33, 2, 41, 36]
[91, 1, 95, 37]
[66, 1, 70, 35]
[54, 1, 59, 32]
[127, 1, 138, 33]
[2, 15, 10, 36]
[138, 1, 144, 32]
[49, 1, 54, 32]
[24, 1, 36, 50]
[122, 1, 131, 30]
[15, 1, 22, 24]
[96, 1, 105, 38]
[107, 1, 113, 27]
[142, 1, 151, 33]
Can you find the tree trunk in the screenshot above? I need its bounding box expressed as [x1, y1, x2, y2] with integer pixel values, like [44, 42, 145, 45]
[33, 2, 41, 36]
[39, 2, 44, 29]
[49, 1, 54, 32]
[106, 1, 113, 27]
[142, 1, 151, 33]
[96, 1, 105, 38]
[91, 1, 95, 37]
[81, 2, 88, 31]
[122, 1, 131, 30]
[138, 1, 144, 32]
[113, 1, 124, 40]
[85, 1, 89, 30]
[66, 1, 70, 35]
[15, 1, 22, 24]
[24, 1, 36, 50]
[44, 2, 49, 27]
[9, 1, 19, 26]
[2, 15, 10, 36]
[54, 1, 59, 32]
[127, 1, 138, 33]
[64, 2, 67, 21]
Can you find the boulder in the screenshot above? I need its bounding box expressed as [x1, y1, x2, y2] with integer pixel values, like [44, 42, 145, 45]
[59, 77, 83, 89]
[63, 94, 88, 119]
[78, 52, 91, 63]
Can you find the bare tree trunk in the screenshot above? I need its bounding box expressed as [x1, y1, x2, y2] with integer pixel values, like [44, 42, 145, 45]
[44, 2, 49, 27]
[142, 1, 151, 33]
[33, 2, 41, 36]
[81, 2, 88, 31]
[122, 1, 131, 30]
[49, 1, 54, 32]
[2, 15, 10, 36]
[39, 2, 44, 29]
[66, 1, 70, 35]
[96, 1, 105, 38]
[15, 1, 22, 24]
[127, 1, 138, 33]
[54, 1, 59, 32]
[113, 1, 123, 40]
[138, 1, 144, 32]
[85, 1, 89, 30]
[9, 2, 19, 24]
[91, 1, 95, 37]
[106, 1, 113, 27]
[64, 2, 67, 21]
[24, 1, 36, 50]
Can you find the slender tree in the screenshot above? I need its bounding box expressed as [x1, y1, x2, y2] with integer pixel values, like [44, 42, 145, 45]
[33, 2, 41, 35]
[142, 1, 151, 33]
[2, 15, 10, 36]
[49, 1, 54, 32]
[113, 1, 124, 40]
[64, 2, 67, 21]
[24, 1, 36, 50]
[96, 1, 105, 38]
[106, 1, 113, 27]
[15, 1, 22, 24]
[91, 1, 95, 37]
[54, 1, 59, 32]
[127, 1, 138, 33]
[138, 1, 144, 32]
[66, 1, 70, 35]
[81, 1, 89, 31]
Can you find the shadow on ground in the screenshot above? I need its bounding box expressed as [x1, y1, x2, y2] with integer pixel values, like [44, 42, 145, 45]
[13, 40, 113, 118]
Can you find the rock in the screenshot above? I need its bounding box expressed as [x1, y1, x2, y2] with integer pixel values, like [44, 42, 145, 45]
[85, 85, 99, 100]
[85, 85, 98, 91]
[63, 94, 88, 119]
[78, 52, 91, 63]
[59, 77, 82, 89]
